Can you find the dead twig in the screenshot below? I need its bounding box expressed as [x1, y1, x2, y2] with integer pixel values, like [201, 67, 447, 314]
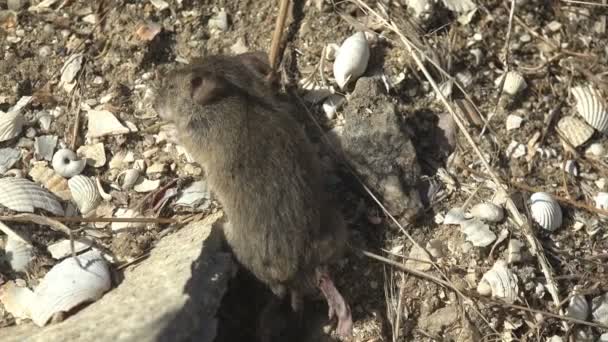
[268, 0, 291, 76]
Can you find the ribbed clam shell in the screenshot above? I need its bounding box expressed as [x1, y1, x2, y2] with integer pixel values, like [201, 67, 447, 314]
[29, 250, 111, 327]
[0, 177, 63, 215]
[52, 148, 86, 178]
[529, 192, 562, 231]
[566, 294, 590, 321]
[592, 293, 608, 326]
[5, 235, 34, 272]
[460, 218, 496, 247]
[469, 202, 504, 222]
[571, 85, 608, 133]
[495, 71, 527, 96]
[557, 116, 594, 147]
[477, 260, 519, 303]
[68, 175, 101, 215]
[333, 32, 370, 89]
[0, 110, 25, 142]
[29, 163, 71, 201]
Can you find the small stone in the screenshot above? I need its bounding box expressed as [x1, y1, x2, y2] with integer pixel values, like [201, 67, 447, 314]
[506, 114, 523, 130]
[230, 37, 248, 54]
[519, 33, 532, 43]
[546, 21, 562, 32]
[209, 8, 229, 31]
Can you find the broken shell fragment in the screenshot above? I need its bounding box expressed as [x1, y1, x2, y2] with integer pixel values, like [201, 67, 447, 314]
[29, 250, 111, 327]
[29, 163, 71, 200]
[5, 235, 34, 272]
[566, 294, 590, 321]
[477, 260, 519, 303]
[556, 116, 594, 147]
[506, 114, 523, 131]
[118, 169, 141, 190]
[322, 94, 345, 120]
[571, 85, 608, 133]
[0, 110, 25, 142]
[459, 218, 497, 247]
[0, 177, 63, 215]
[0, 281, 35, 320]
[68, 175, 101, 215]
[592, 293, 608, 325]
[469, 202, 504, 223]
[0, 147, 21, 174]
[529, 192, 562, 231]
[507, 239, 524, 264]
[333, 32, 370, 89]
[47, 238, 94, 260]
[443, 207, 466, 225]
[52, 148, 86, 178]
[594, 192, 608, 219]
[495, 71, 527, 96]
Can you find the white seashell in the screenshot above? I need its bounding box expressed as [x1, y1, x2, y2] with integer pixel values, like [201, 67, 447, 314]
[208, 8, 229, 31]
[77, 143, 106, 168]
[0, 110, 25, 142]
[547, 337, 563, 342]
[506, 140, 526, 159]
[566, 294, 589, 321]
[112, 208, 145, 231]
[563, 160, 578, 176]
[68, 175, 101, 215]
[506, 114, 523, 131]
[571, 85, 608, 133]
[443, 207, 466, 225]
[477, 260, 519, 303]
[592, 293, 608, 325]
[495, 71, 527, 96]
[52, 148, 86, 178]
[175, 180, 211, 209]
[333, 32, 370, 89]
[47, 238, 93, 260]
[0, 148, 21, 174]
[406, 0, 434, 19]
[507, 239, 524, 264]
[95, 177, 112, 201]
[585, 142, 605, 157]
[133, 178, 161, 193]
[529, 192, 562, 231]
[469, 202, 504, 222]
[322, 94, 345, 120]
[442, 0, 476, 12]
[5, 235, 34, 272]
[600, 333, 608, 342]
[118, 169, 140, 190]
[0, 280, 35, 320]
[0, 177, 63, 215]
[324, 43, 340, 61]
[594, 192, 608, 219]
[556, 116, 594, 147]
[34, 135, 57, 161]
[459, 218, 497, 247]
[29, 250, 111, 327]
[86, 109, 130, 138]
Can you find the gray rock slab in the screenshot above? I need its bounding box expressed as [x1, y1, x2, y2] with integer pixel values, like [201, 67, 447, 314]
[0, 211, 233, 342]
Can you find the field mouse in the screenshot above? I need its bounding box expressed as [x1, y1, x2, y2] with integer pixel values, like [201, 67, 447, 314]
[154, 52, 352, 339]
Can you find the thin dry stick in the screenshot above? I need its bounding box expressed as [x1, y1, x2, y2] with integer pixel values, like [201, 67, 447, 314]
[363, 249, 608, 330]
[268, 0, 291, 74]
[561, 0, 608, 6]
[352, 0, 567, 327]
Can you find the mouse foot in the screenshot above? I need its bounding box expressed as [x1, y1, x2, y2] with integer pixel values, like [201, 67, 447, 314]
[316, 267, 353, 339]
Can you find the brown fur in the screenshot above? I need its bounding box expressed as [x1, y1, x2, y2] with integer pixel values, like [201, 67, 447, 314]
[154, 53, 347, 300]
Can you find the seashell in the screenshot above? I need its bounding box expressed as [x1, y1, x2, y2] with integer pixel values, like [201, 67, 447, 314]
[52, 148, 86, 178]
[0, 177, 63, 215]
[112, 208, 145, 231]
[556, 116, 594, 147]
[406, 0, 434, 20]
[5, 235, 34, 272]
[175, 180, 211, 209]
[469, 202, 504, 222]
[506, 140, 526, 159]
[68, 175, 101, 215]
[592, 293, 608, 325]
[0, 280, 35, 320]
[47, 238, 93, 260]
[563, 159, 578, 176]
[95, 177, 112, 201]
[322, 94, 345, 120]
[507, 239, 524, 264]
[443, 207, 466, 225]
[134, 178, 161, 193]
[505, 114, 523, 131]
[600, 333, 608, 342]
[0, 147, 21, 174]
[86, 109, 130, 138]
[333, 32, 370, 89]
[494, 71, 527, 96]
[0, 110, 25, 142]
[547, 337, 564, 342]
[208, 8, 229, 31]
[585, 142, 605, 157]
[459, 218, 497, 247]
[34, 135, 57, 161]
[529, 192, 562, 231]
[29, 250, 111, 327]
[118, 168, 140, 190]
[594, 192, 608, 219]
[77, 143, 106, 168]
[477, 260, 519, 303]
[29, 162, 71, 200]
[324, 43, 340, 61]
[442, 0, 476, 12]
[566, 294, 590, 321]
[571, 85, 608, 133]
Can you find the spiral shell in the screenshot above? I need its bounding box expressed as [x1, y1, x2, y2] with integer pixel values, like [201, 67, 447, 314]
[495, 71, 527, 96]
[0, 177, 63, 215]
[52, 148, 86, 178]
[333, 32, 370, 89]
[557, 116, 594, 147]
[529, 192, 562, 231]
[0, 110, 25, 142]
[469, 202, 504, 222]
[571, 85, 608, 133]
[29, 163, 71, 200]
[477, 260, 519, 303]
[68, 175, 101, 215]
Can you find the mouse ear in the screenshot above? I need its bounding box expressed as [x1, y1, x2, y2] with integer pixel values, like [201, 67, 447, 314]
[238, 52, 272, 78]
[190, 74, 225, 105]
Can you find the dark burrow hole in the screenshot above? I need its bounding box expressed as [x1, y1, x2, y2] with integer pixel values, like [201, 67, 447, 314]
[215, 267, 337, 342]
